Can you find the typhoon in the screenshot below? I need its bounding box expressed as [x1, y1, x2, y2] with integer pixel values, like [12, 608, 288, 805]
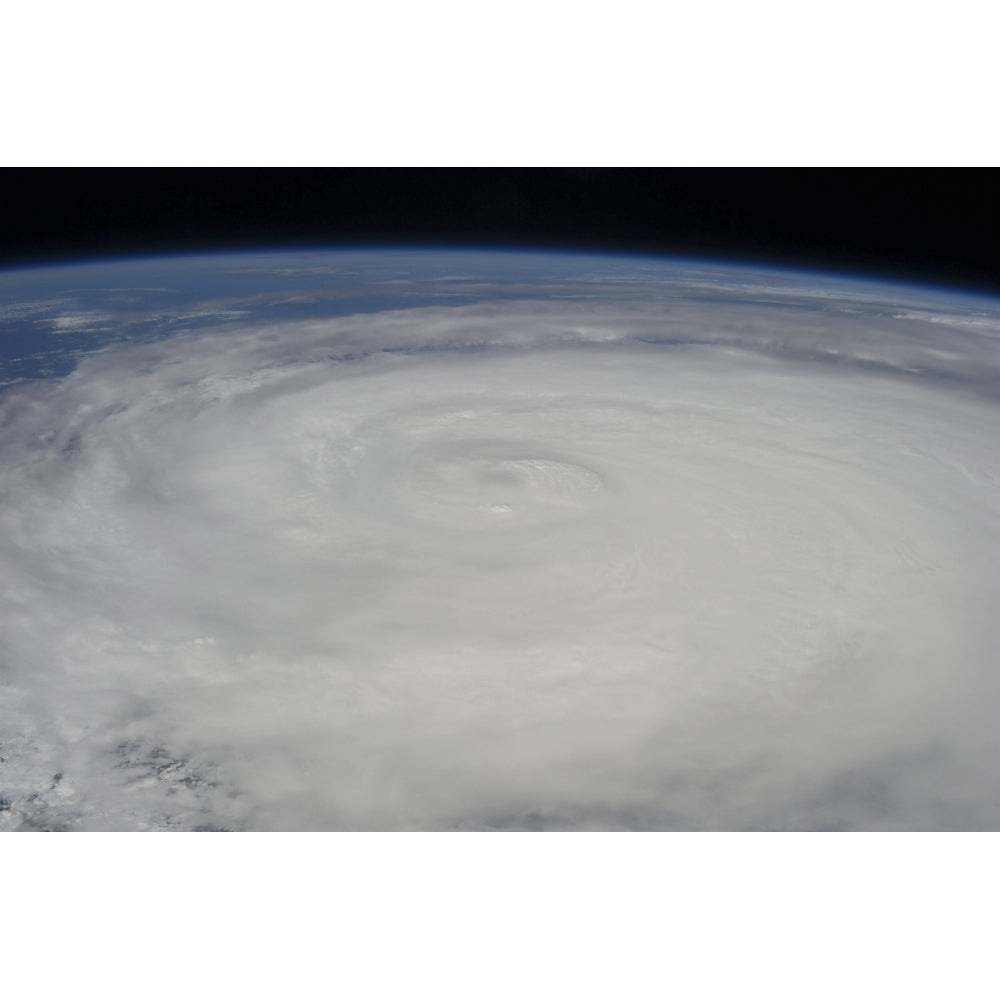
[1, 250, 998, 830]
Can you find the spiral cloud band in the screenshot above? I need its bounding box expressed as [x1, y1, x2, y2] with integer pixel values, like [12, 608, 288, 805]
[1, 253, 998, 830]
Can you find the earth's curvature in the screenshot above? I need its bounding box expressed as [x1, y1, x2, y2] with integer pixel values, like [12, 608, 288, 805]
[1, 249, 998, 831]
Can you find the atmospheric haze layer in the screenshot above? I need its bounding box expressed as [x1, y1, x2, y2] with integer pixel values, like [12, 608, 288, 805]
[1, 250, 998, 831]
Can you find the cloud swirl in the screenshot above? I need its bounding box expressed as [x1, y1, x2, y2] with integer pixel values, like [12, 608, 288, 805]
[2, 260, 999, 829]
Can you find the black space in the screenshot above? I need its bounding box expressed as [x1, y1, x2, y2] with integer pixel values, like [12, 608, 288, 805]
[2, 169, 997, 294]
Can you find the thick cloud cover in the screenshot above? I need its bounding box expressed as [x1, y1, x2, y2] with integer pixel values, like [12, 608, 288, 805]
[2, 259, 999, 830]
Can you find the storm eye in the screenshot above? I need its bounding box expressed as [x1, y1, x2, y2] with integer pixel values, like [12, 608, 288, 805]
[479, 468, 519, 488]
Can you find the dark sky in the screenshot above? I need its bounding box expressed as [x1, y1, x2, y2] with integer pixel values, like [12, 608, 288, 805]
[3, 169, 997, 294]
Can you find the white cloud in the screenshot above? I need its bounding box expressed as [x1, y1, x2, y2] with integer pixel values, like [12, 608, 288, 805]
[49, 312, 115, 333]
[1, 288, 999, 830]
